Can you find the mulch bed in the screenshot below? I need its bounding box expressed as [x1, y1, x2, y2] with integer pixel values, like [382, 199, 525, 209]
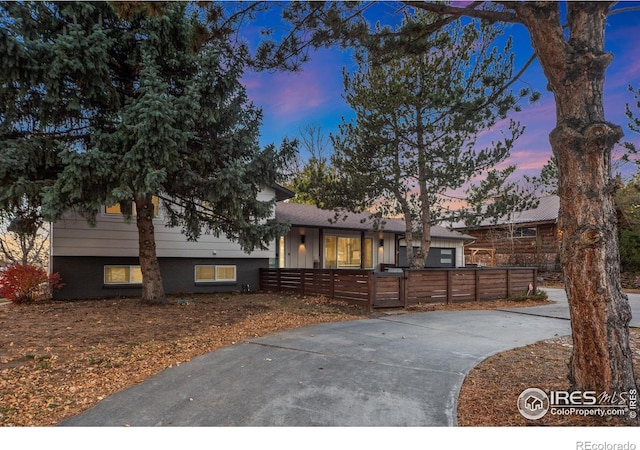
[1, 291, 638, 426]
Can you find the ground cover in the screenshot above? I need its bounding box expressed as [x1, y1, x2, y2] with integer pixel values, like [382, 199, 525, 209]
[0, 291, 637, 426]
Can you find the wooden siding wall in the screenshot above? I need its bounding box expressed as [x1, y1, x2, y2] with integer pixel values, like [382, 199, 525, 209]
[52, 189, 277, 260]
[464, 223, 560, 270]
[260, 267, 537, 309]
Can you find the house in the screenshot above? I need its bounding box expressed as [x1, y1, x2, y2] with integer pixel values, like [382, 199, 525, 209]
[454, 195, 561, 270]
[275, 202, 473, 270]
[50, 189, 473, 299]
[51, 186, 294, 299]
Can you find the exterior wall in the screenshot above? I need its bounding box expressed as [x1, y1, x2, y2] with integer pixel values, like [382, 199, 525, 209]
[398, 238, 466, 268]
[53, 256, 267, 299]
[280, 226, 397, 270]
[464, 222, 560, 270]
[51, 188, 276, 260]
[50, 188, 278, 298]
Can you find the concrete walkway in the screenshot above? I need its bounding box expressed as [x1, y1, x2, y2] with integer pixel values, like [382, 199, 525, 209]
[61, 288, 638, 427]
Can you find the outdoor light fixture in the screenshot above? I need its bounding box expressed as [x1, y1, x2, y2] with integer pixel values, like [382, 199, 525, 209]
[300, 235, 306, 245]
[379, 239, 384, 248]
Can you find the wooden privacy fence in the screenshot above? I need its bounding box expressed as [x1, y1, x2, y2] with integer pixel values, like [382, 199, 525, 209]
[259, 267, 538, 310]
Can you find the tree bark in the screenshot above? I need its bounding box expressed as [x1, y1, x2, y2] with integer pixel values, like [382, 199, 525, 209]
[516, 2, 637, 398]
[135, 195, 166, 305]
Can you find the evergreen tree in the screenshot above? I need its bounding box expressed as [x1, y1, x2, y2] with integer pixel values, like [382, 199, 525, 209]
[330, 13, 534, 268]
[0, 2, 295, 304]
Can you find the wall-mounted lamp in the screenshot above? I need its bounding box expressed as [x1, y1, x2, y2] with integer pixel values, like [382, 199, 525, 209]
[379, 239, 385, 248]
[300, 235, 306, 245]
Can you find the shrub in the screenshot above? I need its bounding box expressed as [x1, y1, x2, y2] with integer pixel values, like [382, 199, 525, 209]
[0, 264, 64, 303]
[510, 289, 548, 302]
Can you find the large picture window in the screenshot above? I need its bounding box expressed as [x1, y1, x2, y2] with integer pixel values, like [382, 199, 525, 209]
[104, 266, 143, 284]
[324, 236, 373, 269]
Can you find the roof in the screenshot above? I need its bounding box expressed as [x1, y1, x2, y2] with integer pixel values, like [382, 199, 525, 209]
[276, 202, 474, 241]
[455, 195, 559, 229]
[274, 184, 296, 202]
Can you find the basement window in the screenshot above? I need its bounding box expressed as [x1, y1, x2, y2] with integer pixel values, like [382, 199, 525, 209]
[194, 265, 237, 283]
[104, 266, 143, 284]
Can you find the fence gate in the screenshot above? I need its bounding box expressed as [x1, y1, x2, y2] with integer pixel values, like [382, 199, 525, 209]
[371, 272, 405, 308]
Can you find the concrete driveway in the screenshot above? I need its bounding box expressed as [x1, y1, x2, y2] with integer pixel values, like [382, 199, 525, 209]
[60, 288, 638, 427]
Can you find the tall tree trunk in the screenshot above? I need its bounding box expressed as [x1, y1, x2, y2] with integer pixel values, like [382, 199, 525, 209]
[135, 195, 166, 305]
[395, 190, 420, 269]
[516, 2, 637, 398]
[417, 142, 431, 269]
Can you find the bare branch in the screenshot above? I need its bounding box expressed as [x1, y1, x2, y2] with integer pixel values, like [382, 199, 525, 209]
[402, 1, 521, 24]
[608, 5, 640, 16]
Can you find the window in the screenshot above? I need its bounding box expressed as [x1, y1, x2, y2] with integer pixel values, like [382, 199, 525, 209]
[104, 266, 143, 284]
[439, 249, 453, 265]
[105, 196, 160, 217]
[514, 227, 537, 238]
[194, 265, 237, 283]
[324, 236, 373, 269]
[363, 238, 373, 269]
[278, 236, 286, 268]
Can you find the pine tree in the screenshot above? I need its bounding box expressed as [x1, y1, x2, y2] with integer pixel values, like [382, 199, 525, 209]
[330, 13, 533, 268]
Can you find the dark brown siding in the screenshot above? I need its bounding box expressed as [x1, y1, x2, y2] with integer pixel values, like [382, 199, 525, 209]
[463, 222, 560, 270]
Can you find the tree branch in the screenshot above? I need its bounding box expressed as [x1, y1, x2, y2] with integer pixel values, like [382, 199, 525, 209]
[402, 1, 521, 24]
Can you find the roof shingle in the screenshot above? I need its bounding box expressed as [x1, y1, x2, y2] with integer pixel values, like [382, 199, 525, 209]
[276, 202, 473, 240]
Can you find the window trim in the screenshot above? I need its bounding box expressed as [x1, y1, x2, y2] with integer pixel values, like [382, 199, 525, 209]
[104, 265, 143, 285]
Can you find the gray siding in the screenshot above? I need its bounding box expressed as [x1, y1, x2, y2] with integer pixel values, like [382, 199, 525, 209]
[51, 188, 277, 260]
[281, 227, 398, 269]
[52, 256, 268, 299]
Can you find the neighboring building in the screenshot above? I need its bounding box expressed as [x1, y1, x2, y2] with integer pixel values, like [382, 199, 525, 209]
[51, 186, 293, 299]
[454, 195, 561, 270]
[275, 202, 473, 270]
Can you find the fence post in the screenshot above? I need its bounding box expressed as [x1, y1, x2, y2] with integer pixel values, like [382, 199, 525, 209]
[446, 270, 453, 305]
[474, 269, 481, 302]
[401, 272, 408, 308]
[507, 268, 512, 298]
[330, 269, 335, 299]
[368, 272, 375, 312]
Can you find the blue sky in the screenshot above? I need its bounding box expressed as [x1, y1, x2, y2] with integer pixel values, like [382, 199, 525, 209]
[239, 1, 640, 182]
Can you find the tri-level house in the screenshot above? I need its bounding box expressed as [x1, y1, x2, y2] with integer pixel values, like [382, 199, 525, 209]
[50, 190, 473, 299]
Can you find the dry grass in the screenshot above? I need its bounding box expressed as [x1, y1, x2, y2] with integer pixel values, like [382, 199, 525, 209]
[1, 291, 638, 427]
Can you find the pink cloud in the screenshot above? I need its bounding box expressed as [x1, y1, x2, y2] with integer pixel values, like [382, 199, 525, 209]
[243, 49, 349, 127]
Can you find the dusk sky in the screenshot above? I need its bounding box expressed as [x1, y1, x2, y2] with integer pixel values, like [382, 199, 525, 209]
[239, 1, 640, 183]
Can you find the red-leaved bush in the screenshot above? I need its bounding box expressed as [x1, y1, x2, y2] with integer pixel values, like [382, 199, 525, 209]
[0, 264, 64, 303]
